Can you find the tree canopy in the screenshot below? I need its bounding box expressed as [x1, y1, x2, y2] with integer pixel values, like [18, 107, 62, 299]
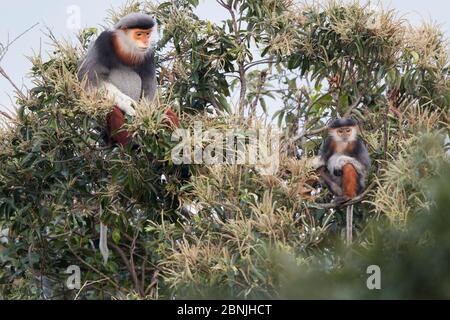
[0, 0, 449, 299]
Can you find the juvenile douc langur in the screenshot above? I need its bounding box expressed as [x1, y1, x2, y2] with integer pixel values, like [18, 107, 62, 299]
[78, 12, 180, 147]
[313, 118, 370, 245]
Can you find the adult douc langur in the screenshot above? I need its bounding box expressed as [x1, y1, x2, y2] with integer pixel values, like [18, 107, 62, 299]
[78, 13, 180, 264]
[78, 12, 179, 147]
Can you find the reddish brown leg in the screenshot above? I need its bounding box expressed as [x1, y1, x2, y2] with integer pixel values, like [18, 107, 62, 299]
[106, 106, 130, 147]
[164, 107, 181, 129]
[342, 163, 358, 199]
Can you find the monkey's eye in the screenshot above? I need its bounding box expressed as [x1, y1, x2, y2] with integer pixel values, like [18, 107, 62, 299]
[136, 33, 143, 37]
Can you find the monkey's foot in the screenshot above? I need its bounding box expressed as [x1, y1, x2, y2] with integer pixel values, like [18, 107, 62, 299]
[332, 196, 351, 206]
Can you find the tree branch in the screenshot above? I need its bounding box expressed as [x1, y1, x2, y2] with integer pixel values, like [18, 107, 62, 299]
[217, 0, 247, 120]
[244, 59, 277, 72]
[343, 96, 362, 117]
[313, 180, 376, 210]
[144, 269, 160, 297]
[0, 67, 27, 101]
[0, 22, 39, 62]
[0, 23, 39, 102]
[108, 241, 144, 297]
[67, 242, 121, 291]
[290, 125, 328, 143]
[248, 70, 268, 122]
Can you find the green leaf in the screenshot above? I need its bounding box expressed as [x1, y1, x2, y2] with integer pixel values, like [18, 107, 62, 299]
[259, 98, 267, 114]
[410, 51, 420, 63]
[112, 229, 121, 244]
[287, 55, 302, 70]
[217, 95, 232, 114]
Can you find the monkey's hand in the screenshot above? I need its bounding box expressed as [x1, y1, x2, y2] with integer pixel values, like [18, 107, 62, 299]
[102, 82, 137, 116]
[118, 100, 136, 117]
[113, 94, 136, 117]
[317, 166, 343, 196]
[333, 168, 343, 176]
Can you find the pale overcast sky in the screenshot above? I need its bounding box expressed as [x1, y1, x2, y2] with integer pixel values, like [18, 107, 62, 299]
[0, 0, 449, 113]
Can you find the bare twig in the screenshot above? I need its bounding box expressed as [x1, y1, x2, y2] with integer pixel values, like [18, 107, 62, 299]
[383, 102, 389, 160]
[67, 243, 121, 290]
[0, 23, 39, 101]
[0, 110, 13, 120]
[244, 59, 277, 72]
[290, 125, 328, 143]
[140, 249, 149, 294]
[248, 70, 268, 122]
[0, 67, 27, 101]
[0, 22, 39, 62]
[144, 269, 160, 296]
[129, 230, 144, 297]
[108, 241, 143, 297]
[343, 96, 362, 117]
[74, 278, 109, 300]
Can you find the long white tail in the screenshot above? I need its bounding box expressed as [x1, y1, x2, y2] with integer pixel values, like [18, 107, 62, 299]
[346, 205, 353, 246]
[99, 223, 109, 265]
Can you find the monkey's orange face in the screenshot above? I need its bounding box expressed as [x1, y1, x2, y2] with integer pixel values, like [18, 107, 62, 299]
[129, 28, 152, 50]
[330, 126, 357, 142]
